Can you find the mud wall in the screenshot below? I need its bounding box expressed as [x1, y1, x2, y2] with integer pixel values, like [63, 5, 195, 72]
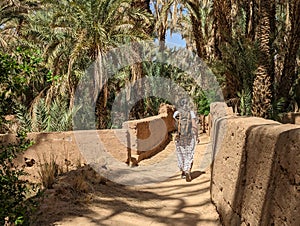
[211, 116, 300, 225]
[0, 104, 176, 181]
[122, 104, 175, 162]
[0, 130, 129, 182]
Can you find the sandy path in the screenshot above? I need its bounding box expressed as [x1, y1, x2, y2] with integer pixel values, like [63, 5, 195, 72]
[33, 134, 220, 226]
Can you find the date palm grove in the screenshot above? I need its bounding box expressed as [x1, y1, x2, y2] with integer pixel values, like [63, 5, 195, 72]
[0, 0, 299, 131]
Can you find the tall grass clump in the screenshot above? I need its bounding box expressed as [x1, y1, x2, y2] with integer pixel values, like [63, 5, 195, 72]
[37, 154, 59, 189]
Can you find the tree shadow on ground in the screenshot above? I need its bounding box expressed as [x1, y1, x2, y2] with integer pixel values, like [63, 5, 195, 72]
[30, 166, 219, 226]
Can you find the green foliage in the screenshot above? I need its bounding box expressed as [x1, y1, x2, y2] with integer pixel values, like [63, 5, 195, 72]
[0, 131, 35, 225]
[15, 105, 32, 133]
[268, 97, 286, 121]
[210, 37, 258, 98]
[195, 91, 210, 116]
[0, 47, 50, 116]
[16, 98, 80, 132]
[237, 89, 252, 116]
[0, 0, 299, 125]
[288, 75, 300, 112]
[142, 59, 215, 117]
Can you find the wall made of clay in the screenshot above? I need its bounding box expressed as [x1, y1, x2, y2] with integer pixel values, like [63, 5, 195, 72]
[122, 104, 175, 162]
[211, 116, 300, 225]
[0, 130, 129, 183]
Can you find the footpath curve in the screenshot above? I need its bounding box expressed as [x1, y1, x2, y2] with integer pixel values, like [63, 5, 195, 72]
[33, 134, 221, 226]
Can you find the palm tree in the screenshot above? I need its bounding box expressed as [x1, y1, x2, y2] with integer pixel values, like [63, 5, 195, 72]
[251, 0, 274, 118]
[0, 0, 40, 51]
[184, 0, 207, 59]
[212, 0, 232, 59]
[131, 0, 154, 34]
[25, 0, 151, 110]
[277, 0, 300, 109]
[8, 0, 153, 129]
[151, 0, 174, 50]
[126, 0, 154, 119]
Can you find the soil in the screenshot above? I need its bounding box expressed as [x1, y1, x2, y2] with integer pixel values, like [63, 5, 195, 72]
[31, 134, 221, 226]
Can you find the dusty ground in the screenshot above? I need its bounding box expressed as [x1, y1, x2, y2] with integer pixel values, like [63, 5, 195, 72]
[31, 134, 221, 226]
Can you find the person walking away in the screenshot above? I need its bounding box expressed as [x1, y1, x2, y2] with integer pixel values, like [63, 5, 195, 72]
[173, 98, 198, 182]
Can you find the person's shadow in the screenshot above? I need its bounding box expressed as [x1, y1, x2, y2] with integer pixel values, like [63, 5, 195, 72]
[191, 171, 205, 180]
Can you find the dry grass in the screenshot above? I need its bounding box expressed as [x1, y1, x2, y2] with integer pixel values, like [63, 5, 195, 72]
[37, 154, 59, 189]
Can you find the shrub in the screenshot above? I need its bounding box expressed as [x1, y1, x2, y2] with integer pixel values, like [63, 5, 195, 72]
[0, 131, 34, 225]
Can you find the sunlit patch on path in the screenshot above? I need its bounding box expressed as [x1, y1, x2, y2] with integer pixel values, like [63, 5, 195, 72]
[44, 134, 221, 226]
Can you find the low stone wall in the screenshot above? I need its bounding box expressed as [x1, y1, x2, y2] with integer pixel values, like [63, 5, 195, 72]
[208, 102, 234, 137]
[0, 130, 129, 183]
[0, 104, 176, 181]
[122, 104, 175, 163]
[211, 116, 300, 225]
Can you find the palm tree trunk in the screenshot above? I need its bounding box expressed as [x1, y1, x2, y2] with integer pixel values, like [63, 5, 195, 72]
[152, 0, 172, 51]
[251, 0, 273, 118]
[130, 0, 154, 118]
[186, 0, 206, 58]
[128, 39, 145, 119]
[213, 0, 232, 59]
[67, 59, 75, 111]
[277, 0, 300, 108]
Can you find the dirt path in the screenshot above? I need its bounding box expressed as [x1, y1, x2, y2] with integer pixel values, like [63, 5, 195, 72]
[32, 134, 220, 226]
